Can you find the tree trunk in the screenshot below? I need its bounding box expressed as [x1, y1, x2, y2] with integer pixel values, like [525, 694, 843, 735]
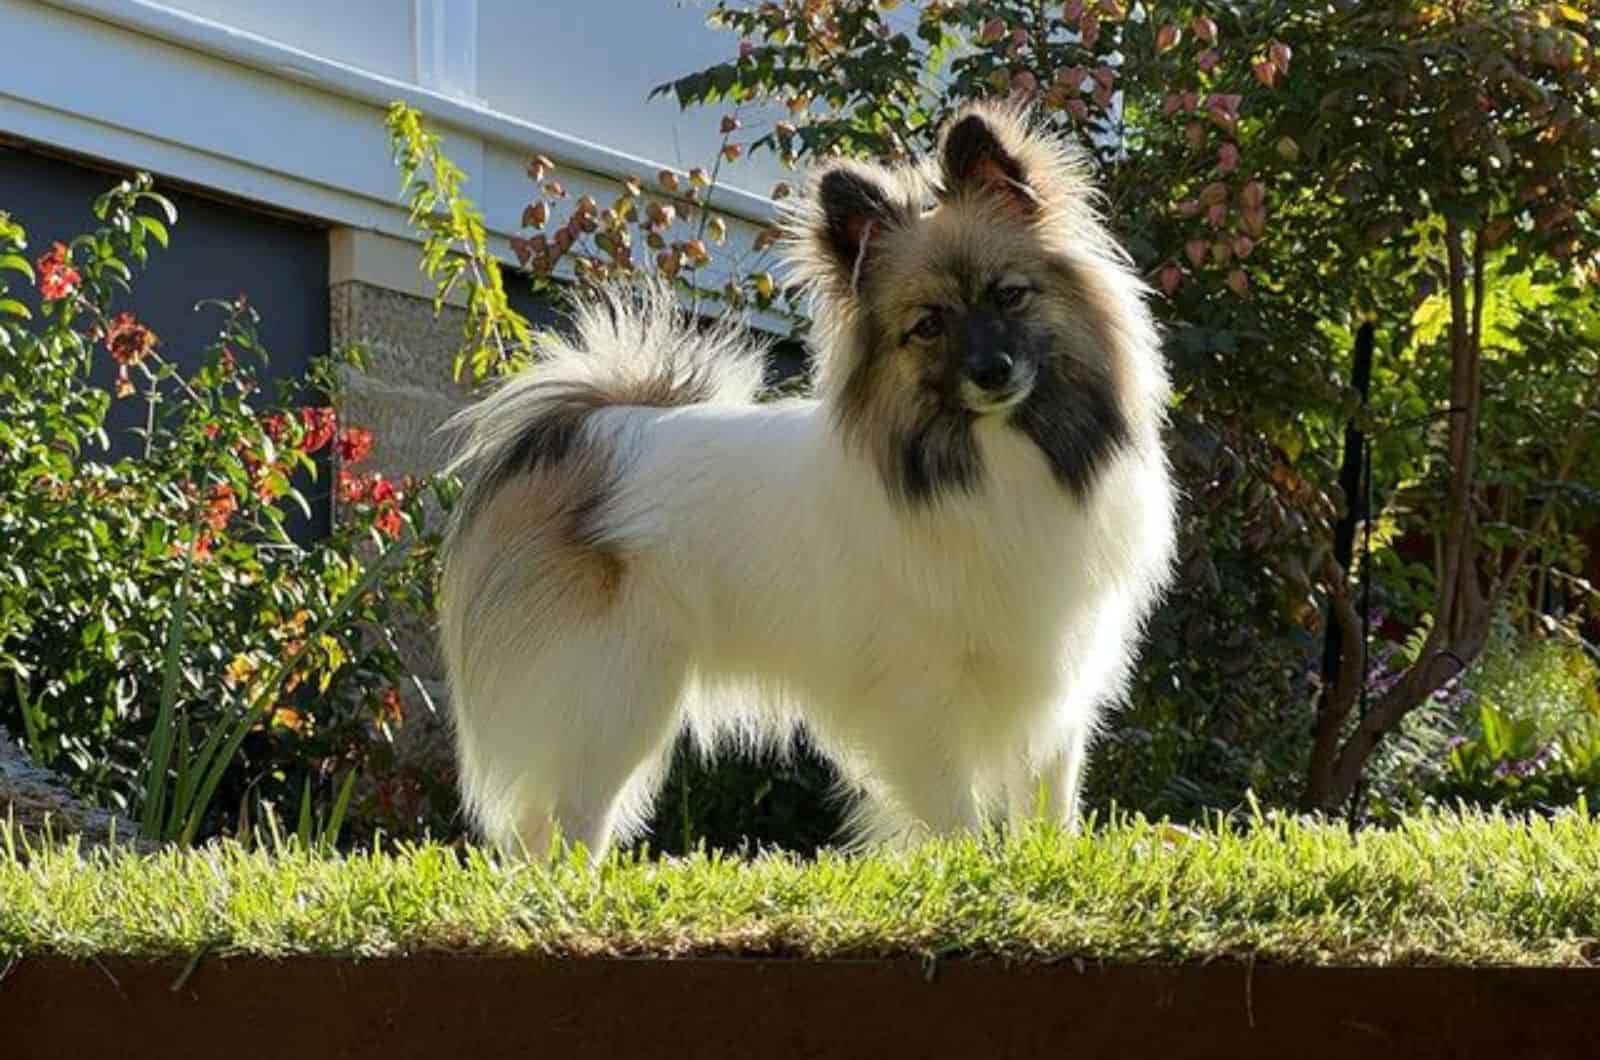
[1303, 563, 1366, 810]
[1302, 221, 1494, 813]
[1302, 322, 1375, 811]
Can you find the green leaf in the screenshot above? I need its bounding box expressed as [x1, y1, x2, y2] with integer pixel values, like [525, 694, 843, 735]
[0, 299, 30, 320]
[139, 191, 179, 225]
[296, 776, 314, 846]
[0, 253, 34, 282]
[135, 215, 169, 249]
[139, 517, 200, 840]
[321, 769, 358, 852]
[166, 713, 192, 837]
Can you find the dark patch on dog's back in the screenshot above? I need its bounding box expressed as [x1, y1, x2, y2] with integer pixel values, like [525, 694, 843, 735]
[464, 364, 720, 523]
[499, 397, 594, 478]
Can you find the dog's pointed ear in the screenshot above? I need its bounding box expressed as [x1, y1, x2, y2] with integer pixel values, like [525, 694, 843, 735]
[805, 163, 908, 293]
[940, 109, 1039, 220]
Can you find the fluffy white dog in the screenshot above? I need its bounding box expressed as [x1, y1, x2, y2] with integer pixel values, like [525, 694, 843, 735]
[439, 103, 1177, 857]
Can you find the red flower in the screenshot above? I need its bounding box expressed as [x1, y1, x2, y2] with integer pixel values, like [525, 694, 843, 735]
[106, 312, 157, 366]
[367, 474, 397, 506]
[36, 242, 81, 302]
[336, 469, 367, 504]
[380, 687, 403, 725]
[261, 412, 288, 443]
[203, 482, 237, 531]
[373, 504, 402, 539]
[335, 426, 373, 465]
[169, 530, 213, 561]
[300, 406, 336, 453]
[204, 422, 220, 440]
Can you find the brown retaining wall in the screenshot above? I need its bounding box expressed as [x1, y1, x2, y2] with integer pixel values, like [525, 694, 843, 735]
[2, 956, 1596, 1059]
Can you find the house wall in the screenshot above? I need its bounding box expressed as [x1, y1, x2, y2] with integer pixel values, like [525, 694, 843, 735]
[151, 0, 788, 201]
[0, 0, 783, 243]
[159, 0, 418, 82]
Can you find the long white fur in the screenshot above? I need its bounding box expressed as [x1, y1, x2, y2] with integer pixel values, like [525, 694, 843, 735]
[441, 112, 1177, 859]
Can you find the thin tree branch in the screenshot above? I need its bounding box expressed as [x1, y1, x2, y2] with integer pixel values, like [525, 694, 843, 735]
[1436, 219, 1473, 636]
[1303, 557, 1366, 809]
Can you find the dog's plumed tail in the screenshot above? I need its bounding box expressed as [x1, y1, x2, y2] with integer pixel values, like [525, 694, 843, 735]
[442, 281, 766, 523]
[439, 282, 765, 856]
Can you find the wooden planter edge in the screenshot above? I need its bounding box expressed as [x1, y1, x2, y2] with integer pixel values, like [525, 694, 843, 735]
[3, 955, 1596, 1059]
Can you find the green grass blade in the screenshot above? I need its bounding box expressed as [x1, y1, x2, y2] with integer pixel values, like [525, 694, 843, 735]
[178, 692, 272, 846]
[165, 712, 192, 838]
[139, 523, 200, 839]
[296, 777, 314, 847]
[321, 769, 358, 853]
[171, 710, 207, 832]
[173, 691, 234, 832]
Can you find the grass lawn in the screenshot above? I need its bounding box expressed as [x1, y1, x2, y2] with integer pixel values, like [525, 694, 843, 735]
[3, 808, 1597, 966]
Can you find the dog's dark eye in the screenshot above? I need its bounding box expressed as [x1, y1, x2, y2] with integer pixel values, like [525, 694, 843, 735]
[995, 285, 1031, 310]
[910, 311, 945, 341]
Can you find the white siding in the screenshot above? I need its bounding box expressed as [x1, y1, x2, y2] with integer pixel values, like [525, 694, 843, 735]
[157, 0, 417, 82]
[475, 0, 787, 198]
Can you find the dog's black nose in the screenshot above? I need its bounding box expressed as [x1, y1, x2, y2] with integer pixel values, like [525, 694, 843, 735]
[968, 351, 1015, 391]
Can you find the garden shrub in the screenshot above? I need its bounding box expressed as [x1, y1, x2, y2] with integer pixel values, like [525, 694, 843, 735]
[0, 176, 454, 841]
[1366, 614, 1600, 817]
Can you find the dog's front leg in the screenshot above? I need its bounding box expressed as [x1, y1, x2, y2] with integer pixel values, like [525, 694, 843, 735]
[849, 715, 985, 845]
[1007, 724, 1091, 834]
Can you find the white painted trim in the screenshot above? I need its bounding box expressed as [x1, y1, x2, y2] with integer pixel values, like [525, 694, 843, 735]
[0, 95, 407, 237]
[29, 0, 776, 225]
[414, 0, 481, 103]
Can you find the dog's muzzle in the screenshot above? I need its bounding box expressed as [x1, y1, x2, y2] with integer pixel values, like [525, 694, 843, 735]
[961, 350, 1035, 412]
